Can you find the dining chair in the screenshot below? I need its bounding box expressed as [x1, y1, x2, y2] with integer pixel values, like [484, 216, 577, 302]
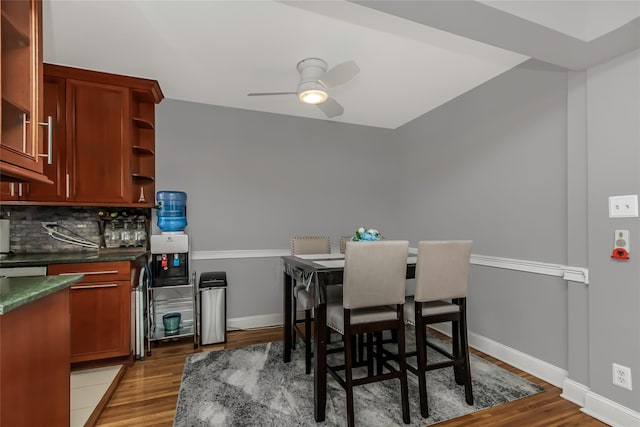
[405, 240, 473, 418]
[326, 240, 411, 427]
[339, 235, 352, 254]
[290, 236, 336, 374]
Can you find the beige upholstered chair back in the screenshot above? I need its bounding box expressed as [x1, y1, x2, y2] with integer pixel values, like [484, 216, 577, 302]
[339, 235, 352, 254]
[414, 240, 472, 302]
[343, 240, 409, 309]
[291, 236, 331, 255]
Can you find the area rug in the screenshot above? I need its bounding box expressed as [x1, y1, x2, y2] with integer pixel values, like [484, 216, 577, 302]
[174, 327, 543, 426]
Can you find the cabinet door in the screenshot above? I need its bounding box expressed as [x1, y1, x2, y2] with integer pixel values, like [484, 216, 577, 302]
[0, 0, 45, 177]
[66, 79, 131, 203]
[69, 280, 130, 362]
[24, 75, 67, 200]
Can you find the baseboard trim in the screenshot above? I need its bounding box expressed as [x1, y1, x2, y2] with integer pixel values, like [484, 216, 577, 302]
[430, 324, 568, 387]
[227, 313, 283, 330]
[561, 378, 589, 407]
[582, 391, 640, 427]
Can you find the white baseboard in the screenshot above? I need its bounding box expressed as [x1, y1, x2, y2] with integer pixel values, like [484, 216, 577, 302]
[431, 324, 640, 427]
[227, 313, 283, 330]
[582, 391, 640, 427]
[430, 324, 568, 388]
[561, 378, 590, 406]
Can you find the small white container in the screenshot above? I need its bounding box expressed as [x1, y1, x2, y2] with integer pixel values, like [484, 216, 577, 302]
[0, 219, 10, 256]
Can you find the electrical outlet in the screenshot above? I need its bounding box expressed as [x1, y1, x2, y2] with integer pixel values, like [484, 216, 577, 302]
[609, 195, 639, 218]
[613, 363, 633, 390]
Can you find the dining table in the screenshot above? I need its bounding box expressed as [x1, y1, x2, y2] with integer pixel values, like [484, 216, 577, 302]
[281, 252, 417, 422]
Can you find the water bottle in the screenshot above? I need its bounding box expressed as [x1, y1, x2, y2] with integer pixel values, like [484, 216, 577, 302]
[156, 191, 187, 232]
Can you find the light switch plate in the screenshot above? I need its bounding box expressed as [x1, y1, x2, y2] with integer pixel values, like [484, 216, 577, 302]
[609, 195, 638, 218]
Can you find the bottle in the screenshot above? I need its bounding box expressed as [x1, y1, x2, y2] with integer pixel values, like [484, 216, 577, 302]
[156, 191, 187, 232]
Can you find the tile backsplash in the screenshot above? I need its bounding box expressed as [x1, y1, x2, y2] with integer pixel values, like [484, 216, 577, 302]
[0, 206, 150, 254]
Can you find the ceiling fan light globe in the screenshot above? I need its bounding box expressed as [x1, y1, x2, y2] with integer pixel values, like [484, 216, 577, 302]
[299, 89, 328, 105]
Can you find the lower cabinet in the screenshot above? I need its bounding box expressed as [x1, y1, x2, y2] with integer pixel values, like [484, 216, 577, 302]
[48, 261, 132, 363]
[0, 287, 70, 427]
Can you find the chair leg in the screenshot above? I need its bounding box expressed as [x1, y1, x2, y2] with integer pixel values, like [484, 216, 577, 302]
[452, 317, 464, 385]
[415, 303, 429, 418]
[304, 308, 312, 374]
[344, 321, 355, 427]
[375, 331, 383, 375]
[397, 317, 410, 424]
[460, 301, 474, 405]
[366, 332, 374, 376]
[358, 333, 365, 363]
[292, 291, 298, 351]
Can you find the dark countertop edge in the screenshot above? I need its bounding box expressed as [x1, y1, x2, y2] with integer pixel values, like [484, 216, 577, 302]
[0, 250, 149, 268]
[0, 274, 84, 315]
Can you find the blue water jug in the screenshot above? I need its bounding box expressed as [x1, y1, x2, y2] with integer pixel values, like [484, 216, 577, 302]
[156, 191, 187, 232]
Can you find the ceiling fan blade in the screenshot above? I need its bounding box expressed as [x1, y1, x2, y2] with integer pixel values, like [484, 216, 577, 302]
[247, 92, 296, 97]
[319, 60, 360, 88]
[317, 98, 344, 118]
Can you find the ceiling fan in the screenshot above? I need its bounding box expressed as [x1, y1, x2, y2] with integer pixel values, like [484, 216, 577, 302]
[248, 58, 360, 118]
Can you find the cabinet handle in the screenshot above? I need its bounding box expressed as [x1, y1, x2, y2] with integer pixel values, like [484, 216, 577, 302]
[18, 183, 23, 197]
[37, 116, 53, 165]
[22, 113, 28, 152]
[9, 183, 14, 197]
[71, 283, 118, 290]
[59, 270, 120, 276]
[66, 173, 70, 198]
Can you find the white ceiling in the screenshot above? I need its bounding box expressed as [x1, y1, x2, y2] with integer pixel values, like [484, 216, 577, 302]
[43, 1, 640, 130]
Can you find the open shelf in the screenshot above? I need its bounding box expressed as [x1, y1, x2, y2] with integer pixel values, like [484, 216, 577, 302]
[132, 116, 154, 129]
[1, 10, 30, 48]
[132, 145, 155, 155]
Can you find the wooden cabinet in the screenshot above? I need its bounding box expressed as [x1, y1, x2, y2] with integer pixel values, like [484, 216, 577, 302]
[0, 0, 52, 184]
[48, 261, 133, 363]
[0, 286, 70, 426]
[23, 74, 67, 200]
[0, 181, 26, 200]
[6, 64, 163, 206]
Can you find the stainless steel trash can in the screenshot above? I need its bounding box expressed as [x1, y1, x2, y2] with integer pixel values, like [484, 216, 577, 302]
[199, 272, 227, 345]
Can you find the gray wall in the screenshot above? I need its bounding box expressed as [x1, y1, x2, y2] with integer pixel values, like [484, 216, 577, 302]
[585, 48, 640, 410]
[395, 60, 570, 369]
[155, 101, 404, 249]
[154, 51, 640, 411]
[155, 101, 406, 319]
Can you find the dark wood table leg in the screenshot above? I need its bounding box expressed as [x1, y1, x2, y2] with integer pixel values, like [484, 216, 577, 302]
[283, 272, 292, 363]
[313, 271, 328, 421]
[314, 299, 327, 421]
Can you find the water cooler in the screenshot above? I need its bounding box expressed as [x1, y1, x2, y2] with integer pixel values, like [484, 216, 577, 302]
[147, 191, 199, 354]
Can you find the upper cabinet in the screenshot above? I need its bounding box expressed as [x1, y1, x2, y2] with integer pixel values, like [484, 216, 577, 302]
[23, 64, 163, 207]
[0, 0, 52, 184]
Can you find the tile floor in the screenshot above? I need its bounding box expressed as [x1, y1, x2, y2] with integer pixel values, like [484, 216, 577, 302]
[70, 365, 122, 427]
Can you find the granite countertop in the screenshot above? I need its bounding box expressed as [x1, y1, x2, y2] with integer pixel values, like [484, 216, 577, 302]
[0, 274, 84, 315]
[0, 249, 149, 268]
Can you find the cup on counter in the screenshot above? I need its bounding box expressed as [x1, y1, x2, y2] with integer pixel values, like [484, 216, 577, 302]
[120, 221, 134, 247]
[103, 222, 121, 249]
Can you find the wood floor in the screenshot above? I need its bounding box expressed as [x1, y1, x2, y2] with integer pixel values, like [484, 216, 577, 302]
[96, 326, 607, 426]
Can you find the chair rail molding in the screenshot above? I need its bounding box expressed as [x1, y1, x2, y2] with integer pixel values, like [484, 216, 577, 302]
[191, 249, 589, 284]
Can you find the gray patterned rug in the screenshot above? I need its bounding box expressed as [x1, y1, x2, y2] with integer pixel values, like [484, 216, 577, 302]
[174, 327, 543, 426]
